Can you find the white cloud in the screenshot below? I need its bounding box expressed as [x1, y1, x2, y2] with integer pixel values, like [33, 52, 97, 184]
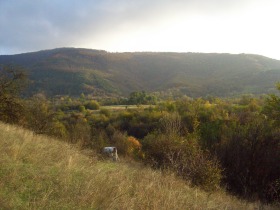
[0, 0, 280, 59]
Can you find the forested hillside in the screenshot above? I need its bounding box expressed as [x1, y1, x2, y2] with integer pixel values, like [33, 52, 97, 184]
[1, 48, 280, 97]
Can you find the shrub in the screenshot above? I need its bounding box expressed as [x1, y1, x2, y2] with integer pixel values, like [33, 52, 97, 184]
[48, 120, 68, 139]
[65, 115, 91, 147]
[127, 136, 143, 159]
[142, 132, 222, 191]
[85, 100, 100, 110]
[99, 108, 111, 117]
[110, 130, 129, 155]
[24, 96, 56, 135]
[107, 131, 143, 159]
[79, 105, 86, 113]
[216, 113, 280, 201]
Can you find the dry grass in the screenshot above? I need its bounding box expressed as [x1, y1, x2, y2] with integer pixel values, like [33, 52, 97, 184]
[0, 122, 275, 209]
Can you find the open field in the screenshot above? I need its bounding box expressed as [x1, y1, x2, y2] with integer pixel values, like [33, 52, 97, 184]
[87, 105, 154, 114]
[101, 105, 153, 110]
[0, 122, 275, 209]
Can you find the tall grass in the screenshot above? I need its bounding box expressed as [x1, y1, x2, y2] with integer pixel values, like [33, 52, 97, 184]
[0, 122, 274, 209]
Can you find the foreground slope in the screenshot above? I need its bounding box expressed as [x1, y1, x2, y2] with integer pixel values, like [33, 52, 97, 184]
[0, 122, 273, 209]
[1, 48, 280, 97]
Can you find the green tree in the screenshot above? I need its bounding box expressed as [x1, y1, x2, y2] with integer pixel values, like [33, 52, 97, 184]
[128, 91, 157, 105]
[263, 83, 280, 126]
[25, 94, 55, 134]
[0, 65, 27, 124]
[78, 105, 86, 113]
[85, 100, 100, 110]
[143, 112, 222, 191]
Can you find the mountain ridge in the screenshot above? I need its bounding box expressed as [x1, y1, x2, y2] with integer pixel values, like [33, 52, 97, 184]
[1, 47, 280, 97]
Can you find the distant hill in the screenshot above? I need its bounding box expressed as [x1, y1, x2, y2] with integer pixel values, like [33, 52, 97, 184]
[1, 48, 280, 97]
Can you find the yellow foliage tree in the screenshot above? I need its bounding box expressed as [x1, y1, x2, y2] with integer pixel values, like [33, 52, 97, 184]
[127, 136, 143, 158]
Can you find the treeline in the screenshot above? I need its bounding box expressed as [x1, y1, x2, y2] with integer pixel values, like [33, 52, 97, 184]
[1, 65, 280, 203]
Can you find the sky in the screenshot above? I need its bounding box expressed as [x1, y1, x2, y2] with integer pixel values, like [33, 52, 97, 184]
[1, 0, 280, 60]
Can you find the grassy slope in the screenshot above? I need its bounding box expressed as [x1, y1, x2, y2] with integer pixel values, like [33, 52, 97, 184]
[0, 122, 273, 209]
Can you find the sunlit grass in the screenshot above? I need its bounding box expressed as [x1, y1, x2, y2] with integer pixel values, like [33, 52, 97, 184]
[0, 122, 274, 209]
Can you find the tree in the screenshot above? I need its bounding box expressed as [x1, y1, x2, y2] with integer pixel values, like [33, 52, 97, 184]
[263, 83, 280, 126]
[85, 100, 100, 110]
[0, 65, 27, 124]
[128, 91, 157, 105]
[25, 94, 56, 134]
[216, 112, 280, 201]
[159, 112, 182, 136]
[142, 112, 222, 191]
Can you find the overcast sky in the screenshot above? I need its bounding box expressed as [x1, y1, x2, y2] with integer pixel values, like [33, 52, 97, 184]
[1, 0, 280, 59]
